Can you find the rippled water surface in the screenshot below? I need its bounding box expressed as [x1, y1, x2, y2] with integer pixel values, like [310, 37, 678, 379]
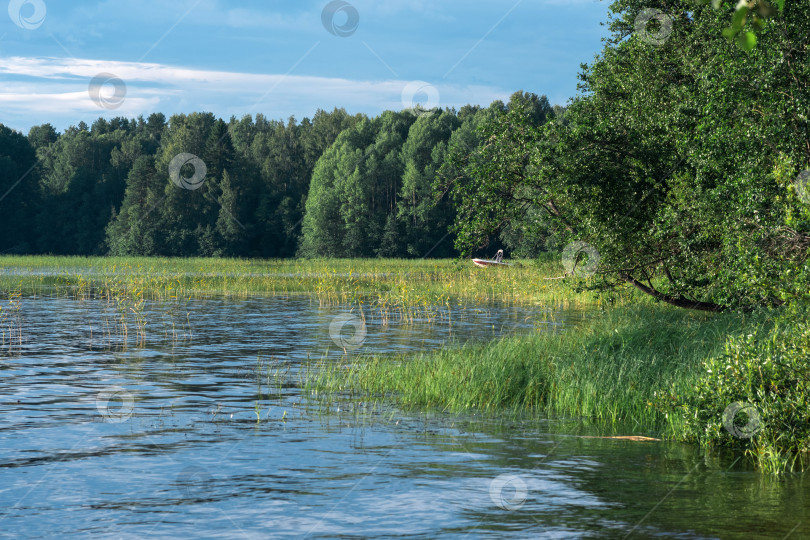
[0, 294, 806, 539]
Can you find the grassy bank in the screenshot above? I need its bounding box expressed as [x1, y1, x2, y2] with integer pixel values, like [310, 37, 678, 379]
[307, 304, 758, 422]
[307, 303, 810, 473]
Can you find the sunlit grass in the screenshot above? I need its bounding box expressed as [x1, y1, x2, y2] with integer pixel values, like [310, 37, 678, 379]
[0, 254, 636, 309]
[306, 304, 765, 429]
[1, 254, 626, 352]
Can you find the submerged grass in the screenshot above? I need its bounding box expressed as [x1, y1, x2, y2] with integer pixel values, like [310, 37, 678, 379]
[0, 253, 621, 352]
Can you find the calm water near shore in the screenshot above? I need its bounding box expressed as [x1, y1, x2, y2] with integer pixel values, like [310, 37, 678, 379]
[0, 294, 806, 538]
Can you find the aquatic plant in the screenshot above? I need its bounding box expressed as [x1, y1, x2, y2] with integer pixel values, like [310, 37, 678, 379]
[0, 254, 641, 352]
[0, 287, 23, 355]
[0, 254, 630, 309]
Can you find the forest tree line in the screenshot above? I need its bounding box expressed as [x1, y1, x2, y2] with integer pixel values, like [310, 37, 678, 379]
[0, 92, 551, 260]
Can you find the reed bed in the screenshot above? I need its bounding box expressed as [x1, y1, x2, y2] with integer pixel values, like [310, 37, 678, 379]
[0, 254, 620, 354]
[0, 254, 632, 309]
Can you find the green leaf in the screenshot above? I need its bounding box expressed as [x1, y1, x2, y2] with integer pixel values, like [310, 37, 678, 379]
[737, 31, 758, 51]
[731, 6, 749, 30]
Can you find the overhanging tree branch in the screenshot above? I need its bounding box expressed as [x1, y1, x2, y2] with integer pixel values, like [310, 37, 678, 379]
[619, 273, 727, 312]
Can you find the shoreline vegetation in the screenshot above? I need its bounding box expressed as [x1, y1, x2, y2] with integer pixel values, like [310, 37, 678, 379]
[0, 254, 614, 307]
[308, 302, 809, 474]
[1, 255, 807, 473]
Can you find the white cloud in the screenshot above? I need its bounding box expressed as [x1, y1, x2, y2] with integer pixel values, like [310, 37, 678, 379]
[0, 88, 160, 116]
[0, 56, 510, 129]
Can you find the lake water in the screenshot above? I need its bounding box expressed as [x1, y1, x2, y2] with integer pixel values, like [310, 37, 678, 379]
[0, 294, 806, 538]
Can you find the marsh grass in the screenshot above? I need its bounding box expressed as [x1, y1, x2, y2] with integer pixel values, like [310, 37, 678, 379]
[305, 305, 766, 430]
[0, 254, 636, 351]
[4, 255, 803, 472]
[0, 254, 629, 308]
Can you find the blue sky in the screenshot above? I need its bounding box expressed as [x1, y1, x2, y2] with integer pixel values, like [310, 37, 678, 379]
[0, 0, 609, 133]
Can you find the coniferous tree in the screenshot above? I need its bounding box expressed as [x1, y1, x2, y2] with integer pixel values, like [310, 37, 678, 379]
[0, 125, 39, 254]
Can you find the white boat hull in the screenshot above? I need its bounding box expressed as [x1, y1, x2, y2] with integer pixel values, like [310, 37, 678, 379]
[472, 259, 510, 268]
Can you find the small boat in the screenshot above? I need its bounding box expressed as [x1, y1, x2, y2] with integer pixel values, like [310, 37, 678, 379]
[472, 250, 510, 268]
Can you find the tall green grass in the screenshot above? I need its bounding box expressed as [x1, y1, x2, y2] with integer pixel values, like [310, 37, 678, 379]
[307, 305, 766, 428]
[4, 255, 805, 472]
[0, 254, 636, 311]
[307, 301, 810, 473]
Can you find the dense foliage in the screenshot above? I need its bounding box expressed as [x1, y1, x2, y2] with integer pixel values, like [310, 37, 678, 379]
[663, 305, 810, 472]
[441, 0, 810, 312]
[2, 110, 364, 258]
